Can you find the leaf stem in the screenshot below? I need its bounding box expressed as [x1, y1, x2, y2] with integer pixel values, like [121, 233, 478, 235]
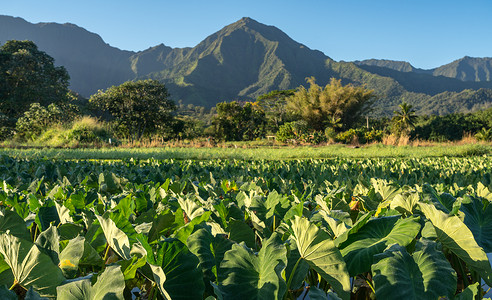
[285, 257, 303, 299]
[9, 280, 18, 290]
[103, 243, 111, 263]
[361, 274, 375, 294]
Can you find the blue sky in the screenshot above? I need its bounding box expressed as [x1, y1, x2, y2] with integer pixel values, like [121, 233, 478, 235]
[2, 0, 491, 69]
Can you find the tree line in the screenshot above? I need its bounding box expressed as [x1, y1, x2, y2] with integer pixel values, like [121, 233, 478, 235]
[1, 40, 491, 146]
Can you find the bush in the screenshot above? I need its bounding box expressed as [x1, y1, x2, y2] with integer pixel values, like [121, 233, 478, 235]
[65, 117, 112, 144]
[475, 128, 492, 142]
[275, 121, 308, 143]
[336, 128, 383, 144]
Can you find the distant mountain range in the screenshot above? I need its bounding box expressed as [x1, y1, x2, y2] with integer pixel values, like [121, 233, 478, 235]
[1, 15, 492, 116]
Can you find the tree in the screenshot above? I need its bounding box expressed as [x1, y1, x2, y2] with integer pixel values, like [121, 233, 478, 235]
[213, 101, 266, 141]
[286, 77, 375, 131]
[0, 40, 70, 118]
[392, 102, 417, 135]
[256, 89, 295, 133]
[89, 79, 176, 140]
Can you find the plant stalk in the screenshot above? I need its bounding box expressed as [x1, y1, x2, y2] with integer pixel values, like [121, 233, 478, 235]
[285, 257, 303, 299]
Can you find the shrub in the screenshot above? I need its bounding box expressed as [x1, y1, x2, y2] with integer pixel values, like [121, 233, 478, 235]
[336, 128, 383, 144]
[65, 117, 112, 144]
[275, 121, 308, 143]
[475, 128, 492, 142]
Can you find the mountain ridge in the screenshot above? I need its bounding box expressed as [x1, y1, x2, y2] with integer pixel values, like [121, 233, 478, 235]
[1, 15, 492, 115]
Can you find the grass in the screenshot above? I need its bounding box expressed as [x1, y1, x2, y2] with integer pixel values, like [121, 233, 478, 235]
[0, 143, 490, 161]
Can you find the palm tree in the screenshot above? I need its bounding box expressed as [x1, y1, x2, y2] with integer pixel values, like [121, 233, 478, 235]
[393, 102, 416, 135]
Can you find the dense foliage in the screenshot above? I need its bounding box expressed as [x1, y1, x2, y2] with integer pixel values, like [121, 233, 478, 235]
[286, 77, 375, 131]
[89, 80, 176, 141]
[0, 156, 491, 299]
[212, 101, 266, 141]
[0, 40, 70, 118]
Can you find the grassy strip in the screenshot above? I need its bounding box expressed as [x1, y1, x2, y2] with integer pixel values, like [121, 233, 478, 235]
[0, 143, 490, 161]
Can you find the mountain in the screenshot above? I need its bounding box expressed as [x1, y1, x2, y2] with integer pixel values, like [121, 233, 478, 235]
[132, 17, 334, 106]
[433, 56, 492, 82]
[0, 15, 135, 95]
[355, 59, 428, 73]
[1, 15, 492, 116]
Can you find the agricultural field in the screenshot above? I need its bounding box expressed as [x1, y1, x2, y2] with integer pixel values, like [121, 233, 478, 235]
[0, 154, 491, 299]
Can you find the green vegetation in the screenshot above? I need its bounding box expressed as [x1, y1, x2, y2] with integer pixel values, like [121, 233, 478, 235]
[0, 156, 491, 299]
[0, 143, 489, 161]
[1, 39, 492, 149]
[3, 15, 492, 116]
[0, 40, 71, 118]
[89, 79, 176, 141]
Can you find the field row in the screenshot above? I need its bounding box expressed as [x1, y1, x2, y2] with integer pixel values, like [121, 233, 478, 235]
[0, 156, 491, 299]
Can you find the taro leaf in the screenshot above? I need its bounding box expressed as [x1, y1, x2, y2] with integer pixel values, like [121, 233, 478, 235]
[284, 241, 309, 290]
[371, 178, 402, 204]
[0, 209, 30, 241]
[25, 287, 48, 300]
[460, 195, 492, 252]
[59, 236, 103, 278]
[35, 225, 59, 265]
[153, 238, 204, 300]
[228, 219, 256, 249]
[58, 223, 84, 241]
[117, 254, 147, 281]
[219, 233, 287, 300]
[173, 211, 212, 244]
[371, 241, 457, 300]
[421, 184, 459, 214]
[55, 202, 73, 223]
[308, 286, 343, 300]
[419, 202, 492, 287]
[338, 215, 421, 277]
[148, 210, 175, 243]
[96, 212, 139, 260]
[148, 264, 171, 300]
[289, 216, 350, 300]
[0, 232, 65, 298]
[333, 211, 374, 247]
[475, 182, 492, 201]
[56, 265, 125, 300]
[0, 285, 16, 300]
[390, 191, 420, 215]
[178, 197, 206, 221]
[187, 227, 234, 295]
[454, 282, 479, 300]
[37, 204, 60, 231]
[0, 257, 14, 287]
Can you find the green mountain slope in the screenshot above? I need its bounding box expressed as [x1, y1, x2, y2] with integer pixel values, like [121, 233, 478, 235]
[1, 15, 491, 116]
[433, 56, 492, 81]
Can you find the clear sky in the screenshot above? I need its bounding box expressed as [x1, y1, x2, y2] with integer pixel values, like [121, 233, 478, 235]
[2, 0, 491, 69]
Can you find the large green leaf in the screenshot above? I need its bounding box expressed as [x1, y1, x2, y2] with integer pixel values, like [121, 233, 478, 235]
[339, 215, 420, 277]
[460, 195, 492, 252]
[340, 216, 420, 276]
[419, 202, 492, 286]
[372, 240, 457, 299]
[219, 233, 287, 300]
[0, 232, 65, 298]
[0, 210, 31, 241]
[0, 285, 16, 300]
[35, 225, 59, 265]
[95, 212, 139, 260]
[289, 216, 350, 300]
[56, 265, 125, 300]
[59, 236, 104, 278]
[153, 238, 204, 300]
[454, 282, 479, 300]
[187, 227, 233, 295]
